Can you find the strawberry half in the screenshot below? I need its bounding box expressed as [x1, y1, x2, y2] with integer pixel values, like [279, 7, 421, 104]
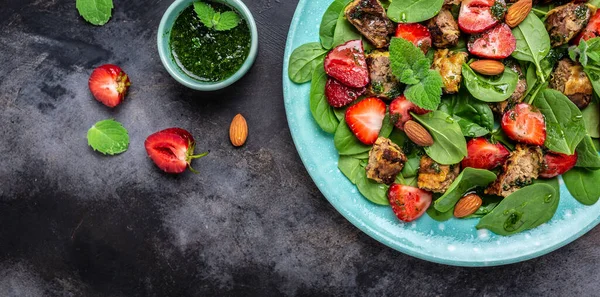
[144, 128, 208, 174]
[395, 23, 432, 53]
[388, 184, 432, 223]
[468, 23, 516, 59]
[345, 97, 386, 145]
[574, 11, 600, 44]
[462, 137, 510, 170]
[324, 40, 369, 88]
[539, 152, 578, 179]
[389, 95, 430, 130]
[458, 0, 505, 34]
[501, 103, 546, 146]
[325, 78, 366, 108]
[88, 64, 131, 108]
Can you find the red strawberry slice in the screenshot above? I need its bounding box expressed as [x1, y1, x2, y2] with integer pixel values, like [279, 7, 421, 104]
[325, 78, 365, 108]
[324, 40, 369, 88]
[388, 184, 432, 223]
[459, 0, 505, 34]
[144, 128, 208, 174]
[395, 23, 432, 53]
[389, 95, 430, 130]
[462, 137, 510, 170]
[345, 97, 386, 145]
[574, 11, 600, 44]
[539, 152, 578, 179]
[468, 23, 516, 59]
[501, 103, 546, 146]
[88, 64, 131, 108]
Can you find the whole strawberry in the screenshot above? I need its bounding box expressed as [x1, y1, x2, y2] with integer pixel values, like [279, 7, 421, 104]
[89, 64, 131, 108]
[144, 128, 208, 174]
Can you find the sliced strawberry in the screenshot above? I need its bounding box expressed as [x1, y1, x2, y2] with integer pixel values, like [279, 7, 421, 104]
[458, 0, 505, 34]
[389, 95, 430, 130]
[88, 64, 131, 108]
[539, 152, 578, 179]
[144, 128, 208, 174]
[345, 97, 386, 145]
[501, 103, 546, 146]
[388, 184, 432, 222]
[395, 23, 432, 53]
[574, 11, 600, 44]
[468, 23, 516, 59]
[325, 78, 365, 108]
[462, 137, 510, 170]
[324, 40, 369, 88]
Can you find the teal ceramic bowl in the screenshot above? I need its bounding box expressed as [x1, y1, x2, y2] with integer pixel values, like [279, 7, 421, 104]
[157, 0, 258, 91]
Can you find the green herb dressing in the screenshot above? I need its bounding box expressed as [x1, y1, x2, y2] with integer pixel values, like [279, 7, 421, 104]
[170, 3, 250, 82]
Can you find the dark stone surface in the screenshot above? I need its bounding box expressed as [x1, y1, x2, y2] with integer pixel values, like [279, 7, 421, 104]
[1, 0, 599, 296]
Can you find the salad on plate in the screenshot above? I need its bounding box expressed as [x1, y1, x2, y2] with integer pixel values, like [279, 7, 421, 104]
[288, 0, 600, 236]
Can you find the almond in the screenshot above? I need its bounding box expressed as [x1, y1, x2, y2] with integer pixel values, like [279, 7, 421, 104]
[404, 120, 434, 147]
[470, 60, 505, 76]
[229, 114, 248, 147]
[506, 0, 532, 28]
[454, 194, 483, 218]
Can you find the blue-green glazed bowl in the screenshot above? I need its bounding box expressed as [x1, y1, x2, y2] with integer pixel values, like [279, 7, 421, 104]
[157, 0, 258, 91]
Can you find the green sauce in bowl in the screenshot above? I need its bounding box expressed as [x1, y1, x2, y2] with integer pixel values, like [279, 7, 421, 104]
[169, 2, 251, 82]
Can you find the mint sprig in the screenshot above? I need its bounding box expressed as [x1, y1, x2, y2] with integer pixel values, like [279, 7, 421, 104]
[389, 37, 443, 110]
[193, 1, 241, 31]
[76, 0, 114, 26]
[87, 119, 129, 155]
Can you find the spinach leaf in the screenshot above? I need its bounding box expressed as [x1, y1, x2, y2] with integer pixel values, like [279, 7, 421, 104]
[288, 42, 328, 84]
[576, 135, 600, 169]
[584, 68, 600, 99]
[334, 118, 371, 155]
[379, 110, 394, 138]
[412, 111, 468, 165]
[319, 0, 347, 49]
[338, 155, 363, 184]
[387, 0, 444, 23]
[427, 203, 454, 222]
[401, 150, 421, 178]
[533, 89, 586, 155]
[462, 64, 519, 102]
[525, 63, 538, 97]
[388, 128, 408, 148]
[464, 195, 503, 219]
[439, 89, 494, 137]
[355, 165, 390, 205]
[310, 62, 339, 134]
[396, 174, 418, 187]
[332, 9, 361, 47]
[563, 168, 600, 205]
[433, 168, 497, 213]
[582, 102, 600, 138]
[511, 13, 551, 81]
[491, 128, 516, 150]
[76, 0, 113, 26]
[476, 184, 559, 236]
[334, 106, 346, 121]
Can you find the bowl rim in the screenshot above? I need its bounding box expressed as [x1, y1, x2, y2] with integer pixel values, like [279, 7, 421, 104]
[157, 0, 258, 91]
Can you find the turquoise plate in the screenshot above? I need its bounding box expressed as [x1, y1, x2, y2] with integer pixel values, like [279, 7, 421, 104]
[282, 0, 600, 266]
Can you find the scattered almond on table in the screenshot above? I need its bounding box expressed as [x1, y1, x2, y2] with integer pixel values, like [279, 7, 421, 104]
[229, 114, 248, 147]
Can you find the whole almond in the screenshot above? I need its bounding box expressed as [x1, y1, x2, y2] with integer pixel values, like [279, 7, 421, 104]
[229, 114, 248, 147]
[506, 0, 532, 28]
[404, 120, 434, 147]
[470, 60, 505, 76]
[454, 194, 483, 218]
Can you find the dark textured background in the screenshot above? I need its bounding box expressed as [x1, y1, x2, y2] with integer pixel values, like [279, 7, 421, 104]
[1, 0, 600, 296]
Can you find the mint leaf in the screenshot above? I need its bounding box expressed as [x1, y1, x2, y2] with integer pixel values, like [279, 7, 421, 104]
[76, 0, 113, 26]
[215, 11, 240, 31]
[194, 1, 216, 28]
[404, 70, 443, 111]
[87, 119, 129, 155]
[389, 37, 427, 84]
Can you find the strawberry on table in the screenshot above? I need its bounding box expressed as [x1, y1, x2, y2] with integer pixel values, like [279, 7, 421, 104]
[395, 23, 432, 53]
[468, 24, 516, 59]
[324, 39, 369, 88]
[388, 184, 432, 222]
[88, 64, 131, 108]
[462, 137, 510, 170]
[458, 0, 506, 34]
[144, 128, 208, 174]
[501, 103, 546, 146]
[539, 152, 578, 178]
[345, 97, 386, 145]
[325, 78, 365, 108]
[389, 95, 430, 130]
